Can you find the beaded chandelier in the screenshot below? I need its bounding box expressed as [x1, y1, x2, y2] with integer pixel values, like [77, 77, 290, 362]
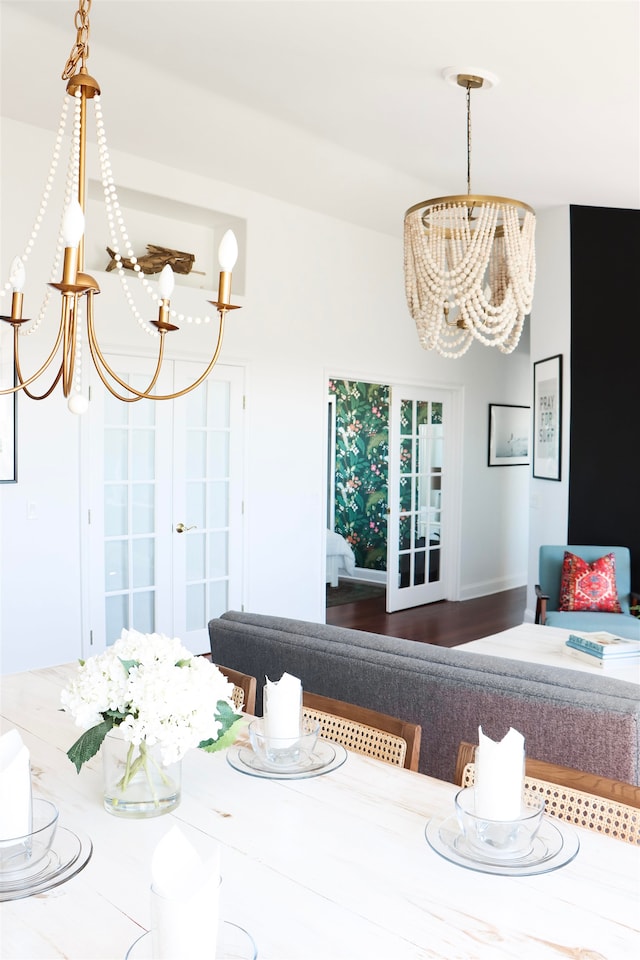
[0, 0, 240, 412]
[404, 69, 536, 359]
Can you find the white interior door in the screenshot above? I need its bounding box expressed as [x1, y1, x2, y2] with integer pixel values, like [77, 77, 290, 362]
[83, 357, 244, 655]
[386, 385, 448, 612]
[171, 362, 244, 652]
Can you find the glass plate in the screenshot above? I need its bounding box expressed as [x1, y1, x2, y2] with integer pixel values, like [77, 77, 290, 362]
[126, 921, 257, 959]
[0, 827, 93, 901]
[227, 740, 347, 780]
[425, 815, 579, 876]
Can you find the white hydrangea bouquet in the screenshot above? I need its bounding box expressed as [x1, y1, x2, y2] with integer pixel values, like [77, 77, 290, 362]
[61, 629, 242, 780]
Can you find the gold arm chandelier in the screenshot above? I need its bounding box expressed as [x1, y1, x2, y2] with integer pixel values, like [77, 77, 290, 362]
[404, 68, 535, 359]
[0, 0, 240, 413]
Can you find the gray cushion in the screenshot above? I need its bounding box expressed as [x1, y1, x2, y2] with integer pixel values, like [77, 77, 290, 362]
[545, 609, 640, 639]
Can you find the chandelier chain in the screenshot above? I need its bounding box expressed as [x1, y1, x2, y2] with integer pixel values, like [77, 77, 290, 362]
[62, 0, 92, 81]
[466, 83, 472, 195]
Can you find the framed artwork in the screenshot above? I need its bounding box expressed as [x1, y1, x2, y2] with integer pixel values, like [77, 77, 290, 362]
[0, 322, 17, 483]
[488, 404, 530, 466]
[533, 354, 562, 481]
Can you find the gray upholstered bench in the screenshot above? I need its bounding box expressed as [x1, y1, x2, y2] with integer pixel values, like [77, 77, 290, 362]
[209, 611, 640, 785]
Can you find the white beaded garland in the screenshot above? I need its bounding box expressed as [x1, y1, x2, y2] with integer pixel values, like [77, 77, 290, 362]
[91, 95, 215, 332]
[0, 96, 70, 315]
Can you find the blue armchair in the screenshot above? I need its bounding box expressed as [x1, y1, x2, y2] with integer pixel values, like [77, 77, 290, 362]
[535, 545, 640, 640]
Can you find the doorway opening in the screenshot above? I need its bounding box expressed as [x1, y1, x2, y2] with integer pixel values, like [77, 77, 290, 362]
[326, 376, 462, 614]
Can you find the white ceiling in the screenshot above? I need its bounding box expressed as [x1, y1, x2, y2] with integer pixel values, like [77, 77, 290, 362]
[1, 0, 638, 236]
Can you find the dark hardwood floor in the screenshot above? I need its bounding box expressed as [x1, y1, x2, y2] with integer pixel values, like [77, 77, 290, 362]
[326, 586, 527, 648]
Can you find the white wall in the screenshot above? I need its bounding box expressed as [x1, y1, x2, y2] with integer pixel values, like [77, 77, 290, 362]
[457, 335, 531, 601]
[525, 207, 572, 620]
[1, 116, 531, 673]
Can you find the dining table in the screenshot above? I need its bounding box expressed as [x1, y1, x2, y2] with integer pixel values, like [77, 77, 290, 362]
[1, 662, 639, 960]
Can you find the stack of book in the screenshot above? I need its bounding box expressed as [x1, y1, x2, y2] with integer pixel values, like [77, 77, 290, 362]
[564, 631, 640, 669]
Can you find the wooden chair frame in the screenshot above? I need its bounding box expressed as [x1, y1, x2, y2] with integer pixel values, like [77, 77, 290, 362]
[302, 691, 421, 771]
[217, 664, 257, 715]
[455, 741, 640, 845]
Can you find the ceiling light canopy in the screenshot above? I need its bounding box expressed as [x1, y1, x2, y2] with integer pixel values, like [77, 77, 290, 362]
[0, 0, 240, 412]
[404, 69, 536, 359]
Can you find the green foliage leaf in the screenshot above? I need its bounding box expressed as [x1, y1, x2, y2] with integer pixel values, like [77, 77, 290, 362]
[199, 717, 244, 753]
[198, 701, 242, 753]
[118, 658, 139, 674]
[365, 490, 386, 509]
[67, 718, 115, 773]
[365, 547, 387, 564]
[365, 432, 387, 455]
[214, 700, 242, 731]
[103, 709, 128, 722]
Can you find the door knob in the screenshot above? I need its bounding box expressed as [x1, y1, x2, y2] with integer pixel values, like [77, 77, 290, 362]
[175, 522, 196, 533]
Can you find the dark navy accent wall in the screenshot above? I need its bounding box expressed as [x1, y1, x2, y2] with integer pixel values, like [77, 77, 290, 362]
[569, 205, 640, 592]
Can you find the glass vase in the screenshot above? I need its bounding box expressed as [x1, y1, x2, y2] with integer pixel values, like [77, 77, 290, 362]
[102, 730, 181, 818]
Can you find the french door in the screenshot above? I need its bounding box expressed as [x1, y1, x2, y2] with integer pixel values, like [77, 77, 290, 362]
[386, 385, 450, 612]
[83, 356, 244, 656]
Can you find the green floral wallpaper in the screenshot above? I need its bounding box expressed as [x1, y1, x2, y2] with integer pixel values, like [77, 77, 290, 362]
[328, 379, 388, 570]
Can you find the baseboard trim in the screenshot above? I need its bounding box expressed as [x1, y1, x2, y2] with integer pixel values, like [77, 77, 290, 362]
[342, 569, 386, 585]
[343, 570, 526, 599]
[458, 574, 526, 602]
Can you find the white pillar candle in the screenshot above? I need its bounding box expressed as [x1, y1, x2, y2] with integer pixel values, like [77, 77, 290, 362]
[474, 726, 525, 820]
[264, 673, 302, 739]
[151, 826, 221, 960]
[0, 729, 32, 842]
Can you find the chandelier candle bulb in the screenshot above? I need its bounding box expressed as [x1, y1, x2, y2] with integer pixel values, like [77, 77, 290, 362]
[474, 726, 525, 820]
[158, 264, 175, 300]
[59, 201, 86, 288]
[9, 258, 25, 292]
[156, 264, 175, 328]
[61, 200, 85, 248]
[216, 230, 238, 306]
[218, 230, 238, 272]
[7, 257, 25, 320]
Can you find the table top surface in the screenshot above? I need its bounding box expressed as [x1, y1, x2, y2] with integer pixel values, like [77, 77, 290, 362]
[2, 662, 639, 960]
[457, 622, 640, 685]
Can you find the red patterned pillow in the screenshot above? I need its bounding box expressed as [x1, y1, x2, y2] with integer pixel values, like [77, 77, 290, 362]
[559, 551, 622, 612]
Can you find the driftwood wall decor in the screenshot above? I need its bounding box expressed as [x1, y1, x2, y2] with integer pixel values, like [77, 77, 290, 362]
[105, 244, 199, 275]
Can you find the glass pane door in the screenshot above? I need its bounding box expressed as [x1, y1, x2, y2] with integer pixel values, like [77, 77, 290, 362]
[87, 358, 173, 649]
[84, 359, 243, 656]
[171, 363, 244, 654]
[387, 386, 446, 612]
